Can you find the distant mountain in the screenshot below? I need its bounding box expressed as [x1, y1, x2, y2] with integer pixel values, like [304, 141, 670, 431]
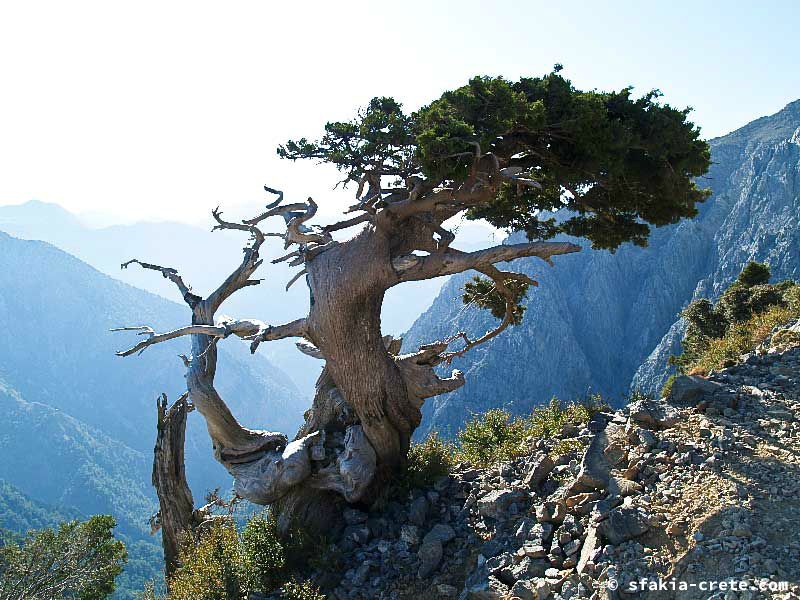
[0, 381, 162, 599]
[404, 100, 800, 439]
[0, 201, 496, 395]
[0, 479, 80, 536]
[0, 232, 312, 596]
[0, 378, 152, 539]
[0, 231, 306, 496]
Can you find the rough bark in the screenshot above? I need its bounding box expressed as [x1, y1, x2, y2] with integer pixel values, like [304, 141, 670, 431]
[151, 393, 194, 580]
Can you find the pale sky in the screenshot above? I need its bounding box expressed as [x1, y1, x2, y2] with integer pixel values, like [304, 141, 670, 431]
[1, 0, 798, 226]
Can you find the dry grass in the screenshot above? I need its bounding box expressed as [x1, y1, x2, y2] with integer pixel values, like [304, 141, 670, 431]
[687, 305, 796, 375]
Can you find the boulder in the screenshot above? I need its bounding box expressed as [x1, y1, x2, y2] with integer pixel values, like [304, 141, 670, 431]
[511, 578, 551, 600]
[409, 496, 429, 526]
[668, 375, 723, 407]
[598, 507, 651, 545]
[460, 556, 510, 600]
[478, 489, 514, 518]
[400, 524, 420, 545]
[423, 523, 456, 545]
[417, 539, 443, 578]
[577, 523, 600, 574]
[628, 396, 681, 429]
[524, 454, 556, 488]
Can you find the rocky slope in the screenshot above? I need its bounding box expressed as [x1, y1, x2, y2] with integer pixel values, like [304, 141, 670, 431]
[404, 100, 800, 439]
[304, 319, 800, 599]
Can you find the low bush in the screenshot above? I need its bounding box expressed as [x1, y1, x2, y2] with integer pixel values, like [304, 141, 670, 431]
[167, 515, 320, 600]
[456, 408, 530, 466]
[687, 305, 795, 375]
[402, 432, 456, 490]
[672, 262, 800, 373]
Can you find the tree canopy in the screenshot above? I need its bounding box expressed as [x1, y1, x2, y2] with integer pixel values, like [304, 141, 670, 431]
[0, 515, 126, 600]
[279, 69, 711, 250]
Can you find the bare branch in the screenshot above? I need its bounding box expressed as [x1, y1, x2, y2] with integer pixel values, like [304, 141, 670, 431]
[121, 259, 201, 308]
[393, 241, 581, 283]
[205, 207, 270, 312]
[435, 265, 527, 363]
[322, 212, 373, 234]
[113, 319, 266, 357]
[285, 268, 307, 291]
[248, 318, 308, 353]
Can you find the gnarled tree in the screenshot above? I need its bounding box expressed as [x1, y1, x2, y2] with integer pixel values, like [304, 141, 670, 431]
[114, 71, 710, 533]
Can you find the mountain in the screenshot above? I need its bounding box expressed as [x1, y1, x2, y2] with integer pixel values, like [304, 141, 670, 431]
[0, 378, 152, 539]
[0, 479, 80, 537]
[0, 202, 496, 395]
[404, 99, 800, 439]
[0, 231, 311, 595]
[0, 231, 307, 496]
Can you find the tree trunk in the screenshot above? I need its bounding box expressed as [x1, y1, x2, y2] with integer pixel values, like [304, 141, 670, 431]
[115, 198, 578, 537]
[152, 393, 195, 581]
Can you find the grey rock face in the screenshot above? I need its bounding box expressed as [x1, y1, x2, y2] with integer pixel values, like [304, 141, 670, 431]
[404, 100, 800, 438]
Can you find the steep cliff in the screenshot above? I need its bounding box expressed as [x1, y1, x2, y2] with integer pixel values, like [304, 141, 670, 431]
[404, 100, 800, 438]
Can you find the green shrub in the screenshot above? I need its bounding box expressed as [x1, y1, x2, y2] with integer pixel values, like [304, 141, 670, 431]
[528, 395, 605, 439]
[0, 515, 126, 600]
[167, 514, 321, 600]
[454, 396, 607, 467]
[402, 433, 455, 490]
[673, 263, 800, 373]
[785, 284, 800, 313]
[241, 516, 287, 593]
[737, 261, 771, 287]
[456, 408, 530, 466]
[168, 522, 243, 600]
[687, 305, 795, 375]
[660, 374, 677, 399]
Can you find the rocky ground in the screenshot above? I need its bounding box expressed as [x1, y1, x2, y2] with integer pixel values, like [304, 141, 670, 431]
[303, 321, 800, 600]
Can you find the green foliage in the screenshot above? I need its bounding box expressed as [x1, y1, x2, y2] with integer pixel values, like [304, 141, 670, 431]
[685, 305, 796, 374]
[402, 433, 456, 491]
[786, 285, 800, 313]
[672, 262, 799, 373]
[241, 516, 286, 593]
[168, 522, 251, 600]
[279, 69, 710, 252]
[660, 374, 677, 399]
[456, 408, 530, 466]
[0, 480, 80, 535]
[454, 396, 607, 467]
[462, 276, 530, 325]
[737, 261, 771, 287]
[528, 395, 606, 439]
[167, 515, 321, 600]
[0, 515, 126, 600]
[277, 579, 325, 600]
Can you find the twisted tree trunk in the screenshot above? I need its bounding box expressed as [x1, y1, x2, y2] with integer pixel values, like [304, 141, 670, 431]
[116, 182, 579, 536]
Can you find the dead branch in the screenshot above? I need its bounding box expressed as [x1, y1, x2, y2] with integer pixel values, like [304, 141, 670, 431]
[392, 241, 581, 282]
[121, 259, 202, 308]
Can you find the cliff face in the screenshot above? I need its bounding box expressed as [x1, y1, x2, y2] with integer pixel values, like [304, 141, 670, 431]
[404, 100, 800, 439]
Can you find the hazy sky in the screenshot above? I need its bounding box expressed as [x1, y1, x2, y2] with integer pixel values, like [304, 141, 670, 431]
[1, 0, 797, 226]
